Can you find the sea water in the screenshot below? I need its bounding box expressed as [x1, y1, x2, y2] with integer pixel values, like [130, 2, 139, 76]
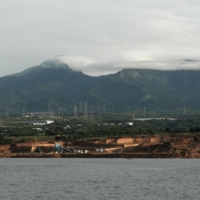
[0, 159, 200, 200]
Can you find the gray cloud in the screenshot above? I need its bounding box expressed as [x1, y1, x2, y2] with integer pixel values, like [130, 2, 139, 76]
[1, 0, 200, 77]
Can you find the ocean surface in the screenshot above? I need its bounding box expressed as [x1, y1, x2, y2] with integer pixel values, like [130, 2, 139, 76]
[0, 159, 200, 200]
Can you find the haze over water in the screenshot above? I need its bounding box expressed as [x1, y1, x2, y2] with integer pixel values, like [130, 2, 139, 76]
[1, 159, 200, 199]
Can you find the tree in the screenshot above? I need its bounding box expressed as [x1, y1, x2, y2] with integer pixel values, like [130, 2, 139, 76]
[46, 129, 56, 136]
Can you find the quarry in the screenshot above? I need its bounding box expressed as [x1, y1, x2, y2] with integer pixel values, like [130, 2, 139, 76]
[1, 135, 200, 158]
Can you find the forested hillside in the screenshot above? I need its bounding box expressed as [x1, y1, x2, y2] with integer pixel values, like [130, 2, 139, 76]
[0, 59, 200, 114]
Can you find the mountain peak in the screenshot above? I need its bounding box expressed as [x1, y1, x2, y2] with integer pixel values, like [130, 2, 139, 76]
[41, 58, 71, 70]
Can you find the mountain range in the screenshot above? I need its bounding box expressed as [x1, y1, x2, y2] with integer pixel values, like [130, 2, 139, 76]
[0, 58, 200, 114]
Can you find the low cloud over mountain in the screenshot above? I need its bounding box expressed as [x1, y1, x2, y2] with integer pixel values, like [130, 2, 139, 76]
[56, 53, 200, 76]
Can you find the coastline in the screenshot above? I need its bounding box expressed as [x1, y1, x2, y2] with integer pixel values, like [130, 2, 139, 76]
[1, 135, 200, 158]
[1, 152, 200, 158]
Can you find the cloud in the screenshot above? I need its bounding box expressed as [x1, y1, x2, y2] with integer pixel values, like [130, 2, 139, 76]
[56, 51, 200, 76]
[1, 1, 200, 77]
[57, 55, 94, 71]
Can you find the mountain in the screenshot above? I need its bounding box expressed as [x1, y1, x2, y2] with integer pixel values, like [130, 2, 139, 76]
[81, 69, 200, 111]
[1, 58, 200, 114]
[0, 58, 105, 109]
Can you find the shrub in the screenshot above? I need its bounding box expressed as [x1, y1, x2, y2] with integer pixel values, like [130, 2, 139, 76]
[163, 141, 172, 148]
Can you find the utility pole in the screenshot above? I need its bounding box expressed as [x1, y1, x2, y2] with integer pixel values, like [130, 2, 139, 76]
[132, 111, 135, 122]
[58, 108, 61, 118]
[84, 102, 88, 119]
[6, 105, 9, 117]
[48, 103, 51, 118]
[153, 110, 155, 118]
[90, 110, 94, 120]
[98, 106, 101, 114]
[51, 108, 54, 118]
[22, 107, 25, 118]
[79, 100, 82, 113]
[74, 105, 77, 117]
[0, 117, 2, 127]
[103, 104, 106, 113]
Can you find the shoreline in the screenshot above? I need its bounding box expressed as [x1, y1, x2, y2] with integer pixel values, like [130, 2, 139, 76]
[1, 152, 200, 158]
[1, 135, 200, 158]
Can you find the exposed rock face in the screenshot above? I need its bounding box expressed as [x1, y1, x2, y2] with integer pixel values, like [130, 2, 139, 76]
[1, 135, 200, 158]
[117, 138, 135, 144]
[106, 138, 116, 144]
[0, 145, 10, 151]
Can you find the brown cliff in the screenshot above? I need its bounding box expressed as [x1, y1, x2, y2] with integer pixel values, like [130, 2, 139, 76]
[1, 135, 200, 158]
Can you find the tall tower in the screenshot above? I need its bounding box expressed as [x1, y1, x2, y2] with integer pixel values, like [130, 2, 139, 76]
[51, 108, 54, 118]
[90, 110, 94, 120]
[79, 100, 83, 113]
[84, 102, 88, 119]
[98, 106, 101, 114]
[6, 105, 9, 117]
[132, 111, 135, 122]
[22, 107, 25, 118]
[74, 105, 77, 117]
[103, 104, 106, 113]
[0, 117, 2, 127]
[184, 105, 186, 115]
[58, 108, 61, 118]
[48, 103, 51, 118]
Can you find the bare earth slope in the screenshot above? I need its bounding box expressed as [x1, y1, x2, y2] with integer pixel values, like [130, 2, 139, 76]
[1, 135, 200, 158]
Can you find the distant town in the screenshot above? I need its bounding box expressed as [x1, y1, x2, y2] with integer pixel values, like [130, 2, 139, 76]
[0, 111, 200, 158]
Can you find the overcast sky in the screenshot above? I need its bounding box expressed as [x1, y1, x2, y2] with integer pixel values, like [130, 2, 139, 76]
[1, 0, 200, 76]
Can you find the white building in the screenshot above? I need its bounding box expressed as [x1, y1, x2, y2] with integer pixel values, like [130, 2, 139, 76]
[26, 120, 54, 126]
[126, 122, 133, 126]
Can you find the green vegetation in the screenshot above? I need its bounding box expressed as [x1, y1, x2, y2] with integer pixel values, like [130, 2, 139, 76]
[1, 63, 200, 114]
[1, 60, 200, 147]
[0, 135, 13, 144]
[0, 113, 200, 144]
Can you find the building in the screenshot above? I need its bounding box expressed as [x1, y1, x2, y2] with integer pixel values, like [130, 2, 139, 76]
[26, 120, 54, 126]
[126, 122, 133, 126]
